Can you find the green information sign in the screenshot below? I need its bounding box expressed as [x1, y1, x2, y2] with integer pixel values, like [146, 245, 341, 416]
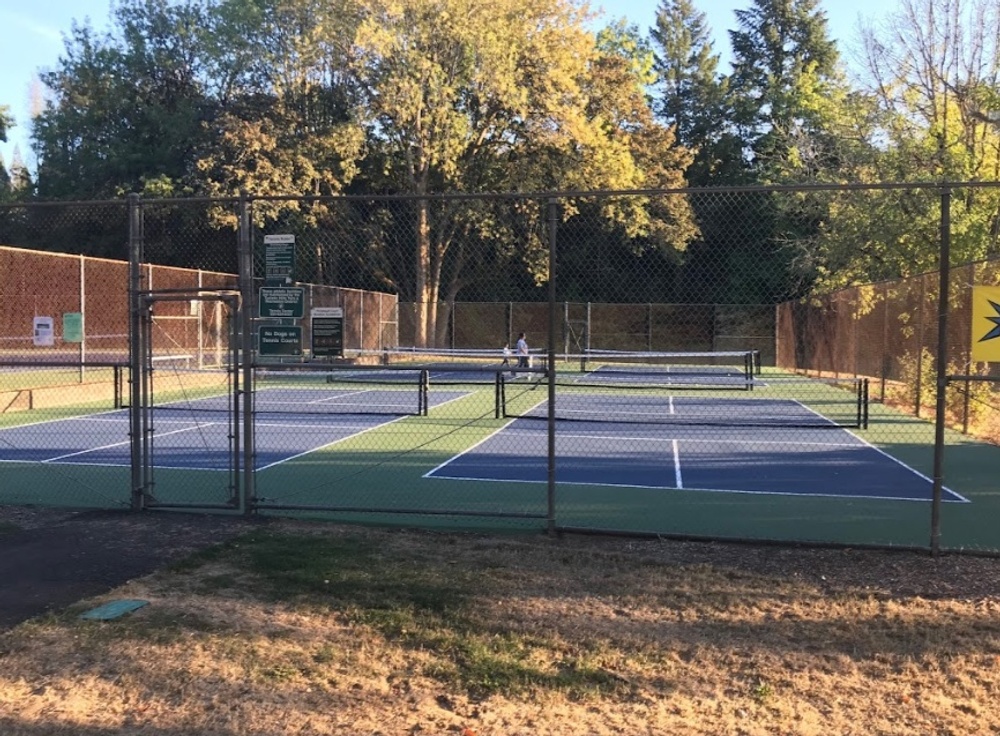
[259, 287, 305, 319]
[62, 312, 84, 343]
[258, 326, 302, 356]
[264, 234, 296, 286]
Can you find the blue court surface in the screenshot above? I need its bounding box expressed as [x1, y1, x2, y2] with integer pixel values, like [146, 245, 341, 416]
[426, 395, 968, 503]
[0, 387, 470, 471]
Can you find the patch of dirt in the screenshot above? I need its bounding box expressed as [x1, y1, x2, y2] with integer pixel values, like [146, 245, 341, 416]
[0, 506, 259, 630]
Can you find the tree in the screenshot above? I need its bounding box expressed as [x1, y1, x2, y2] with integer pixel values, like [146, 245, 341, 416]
[350, 0, 695, 345]
[33, 0, 210, 199]
[801, 0, 1000, 290]
[0, 154, 10, 201]
[650, 0, 743, 185]
[689, 0, 855, 303]
[728, 0, 841, 177]
[0, 104, 11, 144]
[194, 0, 365, 223]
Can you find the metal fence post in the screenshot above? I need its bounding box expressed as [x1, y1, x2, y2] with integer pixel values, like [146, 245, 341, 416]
[930, 186, 952, 555]
[127, 193, 144, 511]
[238, 193, 255, 515]
[78, 254, 86, 380]
[547, 198, 559, 535]
[916, 277, 926, 417]
[880, 282, 889, 402]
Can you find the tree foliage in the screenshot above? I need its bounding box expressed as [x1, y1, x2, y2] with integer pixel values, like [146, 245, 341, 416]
[33, 0, 210, 200]
[802, 0, 1000, 291]
[347, 0, 695, 343]
[21, 0, 1000, 314]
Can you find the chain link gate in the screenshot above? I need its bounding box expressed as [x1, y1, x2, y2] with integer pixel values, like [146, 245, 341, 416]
[131, 290, 244, 510]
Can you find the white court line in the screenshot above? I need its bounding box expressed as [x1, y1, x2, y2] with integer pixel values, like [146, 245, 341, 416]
[839, 424, 968, 502]
[778, 397, 968, 503]
[42, 423, 218, 463]
[0, 407, 124, 432]
[672, 439, 683, 489]
[0, 458, 135, 470]
[303, 386, 391, 405]
[427, 391, 478, 411]
[427, 466, 964, 503]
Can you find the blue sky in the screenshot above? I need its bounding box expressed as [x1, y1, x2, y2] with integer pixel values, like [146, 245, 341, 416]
[0, 0, 901, 169]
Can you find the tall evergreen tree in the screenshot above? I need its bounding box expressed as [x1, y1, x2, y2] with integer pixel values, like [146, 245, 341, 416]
[0, 153, 10, 200]
[728, 0, 840, 178]
[650, 0, 743, 185]
[8, 146, 31, 194]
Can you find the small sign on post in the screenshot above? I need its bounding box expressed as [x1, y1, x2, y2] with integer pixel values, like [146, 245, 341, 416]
[971, 286, 1000, 362]
[33, 316, 54, 347]
[311, 307, 344, 357]
[63, 312, 84, 343]
[258, 326, 302, 356]
[258, 286, 305, 319]
[263, 234, 296, 286]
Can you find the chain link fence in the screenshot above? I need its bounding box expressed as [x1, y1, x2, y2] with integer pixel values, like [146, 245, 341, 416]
[2, 183, 999, 552]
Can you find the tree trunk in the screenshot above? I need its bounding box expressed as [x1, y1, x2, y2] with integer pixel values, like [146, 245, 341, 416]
[414, 199, 431, 347]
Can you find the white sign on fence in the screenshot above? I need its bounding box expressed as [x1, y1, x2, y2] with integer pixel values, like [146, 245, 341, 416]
[33, 316, 54, 347]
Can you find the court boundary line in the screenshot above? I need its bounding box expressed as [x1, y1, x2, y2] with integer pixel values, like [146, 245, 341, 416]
[426, 466, 970, 503]
[256, 414, 414, 471]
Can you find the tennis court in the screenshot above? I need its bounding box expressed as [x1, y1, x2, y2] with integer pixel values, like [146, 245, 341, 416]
[426, 392, 967, 502]
[0, 351, 961, 504]
[0, 384, 472, 470]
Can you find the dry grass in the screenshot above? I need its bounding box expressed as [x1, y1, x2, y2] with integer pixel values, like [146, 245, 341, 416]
[2, 523, 1000, 735]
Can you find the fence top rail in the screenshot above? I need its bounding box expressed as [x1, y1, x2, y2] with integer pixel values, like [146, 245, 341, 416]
[6, 179, 1000, 212]
[0, 360, 127, 368]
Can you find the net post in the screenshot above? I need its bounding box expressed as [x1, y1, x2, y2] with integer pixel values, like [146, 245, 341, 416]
[855, 378, 863, 428]
[494, 372, 501, 418]
[420, 369, 429, 416]
[863, 378, 870, 429]
[501, 374, 509, 417]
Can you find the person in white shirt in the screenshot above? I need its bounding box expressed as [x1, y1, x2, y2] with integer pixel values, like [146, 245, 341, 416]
[501, 342, 514, 377]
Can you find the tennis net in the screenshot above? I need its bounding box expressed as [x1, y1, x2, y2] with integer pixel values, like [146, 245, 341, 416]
[143, 365, 429, 417]
[499, 375, 869, 429]
[570, 349, 758, 389]
[380, 347, 548, 384]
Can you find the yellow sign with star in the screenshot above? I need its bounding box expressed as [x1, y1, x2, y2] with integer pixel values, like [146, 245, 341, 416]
[971, 286, 1000, 362]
